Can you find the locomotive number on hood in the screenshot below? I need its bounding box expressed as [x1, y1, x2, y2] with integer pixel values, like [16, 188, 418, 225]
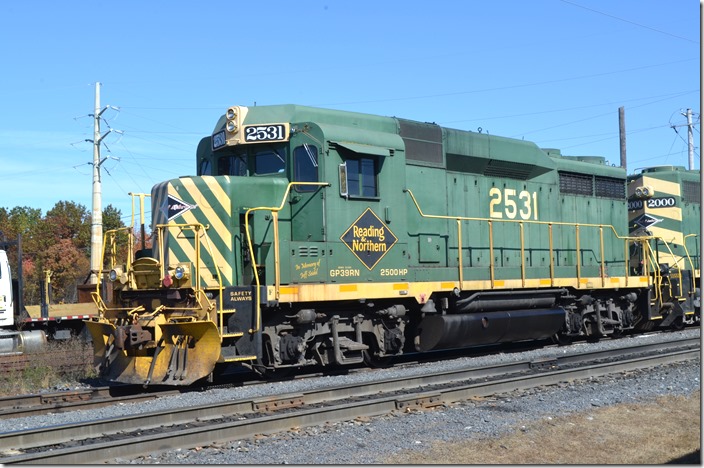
[489, 188, 538, 220]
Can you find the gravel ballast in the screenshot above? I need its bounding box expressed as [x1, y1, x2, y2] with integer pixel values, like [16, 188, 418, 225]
[1, 328, 700, 464]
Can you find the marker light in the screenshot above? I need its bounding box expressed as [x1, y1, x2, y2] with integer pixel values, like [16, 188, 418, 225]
[174, 266, 186, 280]
[109, 270, 118, 282]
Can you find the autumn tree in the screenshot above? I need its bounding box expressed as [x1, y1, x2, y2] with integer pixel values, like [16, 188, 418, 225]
[0, 206, 43, 304]
[1, 202, 125, 305]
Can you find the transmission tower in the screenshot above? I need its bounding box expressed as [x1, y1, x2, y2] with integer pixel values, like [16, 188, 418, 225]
[87, 82, 112, 285]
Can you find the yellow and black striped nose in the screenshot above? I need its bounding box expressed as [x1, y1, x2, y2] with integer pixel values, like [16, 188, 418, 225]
[152, 176, 235, 288]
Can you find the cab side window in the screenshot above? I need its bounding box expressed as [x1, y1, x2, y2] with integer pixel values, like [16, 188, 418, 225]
[293, 144, 319, 192]
[199, 158, 212, 176]
[346, 157, 377, 197]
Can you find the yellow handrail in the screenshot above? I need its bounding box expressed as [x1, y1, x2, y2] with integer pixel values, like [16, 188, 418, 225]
[456, 220, 463, 288]
[404, 188, 649, 288]
[127, 192, 151, 229]
[683, 233, 699, 278]
[244, 182, 330, 334]
[95, 226, 135, 313]
[154, 222, 225, 323]
[639, 236, 690, 306]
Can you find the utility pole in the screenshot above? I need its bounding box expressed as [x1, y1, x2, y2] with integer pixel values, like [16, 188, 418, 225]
[684, 108, 694, 171]
[618, 107, 627, 172]
[88, 82, 112, 284]
[672, 108, 698, 171]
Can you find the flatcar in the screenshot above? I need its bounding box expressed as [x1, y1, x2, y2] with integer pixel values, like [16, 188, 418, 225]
[0, 234, 96, 353]
[85, 104, 700, 386]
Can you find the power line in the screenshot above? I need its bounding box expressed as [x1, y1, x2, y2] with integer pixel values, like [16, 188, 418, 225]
[316, 58, 697, 107]
[560, 0, 699, 44]
[440, 90, 697, 125]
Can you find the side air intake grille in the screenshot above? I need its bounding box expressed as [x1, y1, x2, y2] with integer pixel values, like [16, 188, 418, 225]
[399, 119, 444, 166]
[298, 246, 319, 257]
[483, 160, 535, 180]
[560, 172, 625, 199]
[683, 181, 701, 203]
[559, 171, 593, 196]
[595, 176, 625, 199]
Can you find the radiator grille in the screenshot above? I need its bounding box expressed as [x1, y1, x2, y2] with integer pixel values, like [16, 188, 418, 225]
[683, 181, 701, 203]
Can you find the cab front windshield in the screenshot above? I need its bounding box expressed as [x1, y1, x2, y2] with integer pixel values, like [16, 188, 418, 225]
[215, 144, 287, 177]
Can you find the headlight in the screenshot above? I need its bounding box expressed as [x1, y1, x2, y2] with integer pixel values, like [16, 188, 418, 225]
[635, 185, 654, 198]
[174, 266, 185, 280]
[226, 107, 237, 120]
[226, 120, 238, 133]
[109, 269, 118, 282]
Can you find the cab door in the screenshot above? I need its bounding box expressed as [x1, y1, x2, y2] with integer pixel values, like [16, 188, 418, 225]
[289, 134, 325, 242]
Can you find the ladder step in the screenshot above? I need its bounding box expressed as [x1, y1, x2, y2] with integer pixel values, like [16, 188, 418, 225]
[221, 332, 244, 338]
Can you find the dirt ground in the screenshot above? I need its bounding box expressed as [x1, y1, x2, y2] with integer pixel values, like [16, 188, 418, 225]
[385, 391, 701, 464]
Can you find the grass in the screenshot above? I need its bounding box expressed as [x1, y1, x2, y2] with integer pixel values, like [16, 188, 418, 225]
[385, 391, 701, 464]
[0, 337, 96, 396]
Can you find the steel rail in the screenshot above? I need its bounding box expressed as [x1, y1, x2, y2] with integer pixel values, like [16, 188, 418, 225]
[0, 336, 696, 420]
[0, 338, 698, 464]
[0, 388, 173, 419]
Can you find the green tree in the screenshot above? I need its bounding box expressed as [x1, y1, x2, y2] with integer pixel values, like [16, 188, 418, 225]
[102, 204, 124, 232]
[100, 204, 129, 270]
[1, 206, 43, 305]
[3, 201, 127, 306]
[28, 202, 90, 305]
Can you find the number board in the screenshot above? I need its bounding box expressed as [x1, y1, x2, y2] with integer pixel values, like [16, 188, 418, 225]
[212, 130, 226, 150]
[627, 197, 677, 210]
[243, 123, 290, 143]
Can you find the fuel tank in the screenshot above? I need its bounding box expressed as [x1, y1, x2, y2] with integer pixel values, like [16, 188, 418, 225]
[417, 308, 565, 352]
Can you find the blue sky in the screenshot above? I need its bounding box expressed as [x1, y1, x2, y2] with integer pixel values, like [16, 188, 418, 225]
[0, 0, 699, 222]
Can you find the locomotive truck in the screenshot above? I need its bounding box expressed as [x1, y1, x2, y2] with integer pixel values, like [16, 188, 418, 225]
[85, 104, 700, 386]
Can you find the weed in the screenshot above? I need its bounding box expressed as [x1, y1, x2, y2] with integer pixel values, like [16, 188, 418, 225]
[0, 337, 96, 396]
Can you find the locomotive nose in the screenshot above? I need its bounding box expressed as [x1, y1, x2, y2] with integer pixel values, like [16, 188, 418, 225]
[86, 318, 221, 386]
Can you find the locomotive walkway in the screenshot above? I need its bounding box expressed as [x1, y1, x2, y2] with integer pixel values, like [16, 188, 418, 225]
[0, 336, 698, 464]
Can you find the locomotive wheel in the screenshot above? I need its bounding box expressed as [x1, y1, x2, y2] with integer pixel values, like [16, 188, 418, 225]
[670, 316, 685, 331]
[551, 333, 572, 346]
[362, 336, 395, 368]
[254, 336, 294, 380]
[362, 349, 394, 368]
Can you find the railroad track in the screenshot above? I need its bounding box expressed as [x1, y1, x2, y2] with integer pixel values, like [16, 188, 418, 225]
[0, 335, 568, 419]
[0, 333, 683, 419]
[0, 386, 181, 419]
[0, 336, 698, 464]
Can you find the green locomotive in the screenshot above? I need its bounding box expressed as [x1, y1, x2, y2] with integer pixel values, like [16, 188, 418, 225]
[627, 165, 700, 328]
[86, 104, 700, 386]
